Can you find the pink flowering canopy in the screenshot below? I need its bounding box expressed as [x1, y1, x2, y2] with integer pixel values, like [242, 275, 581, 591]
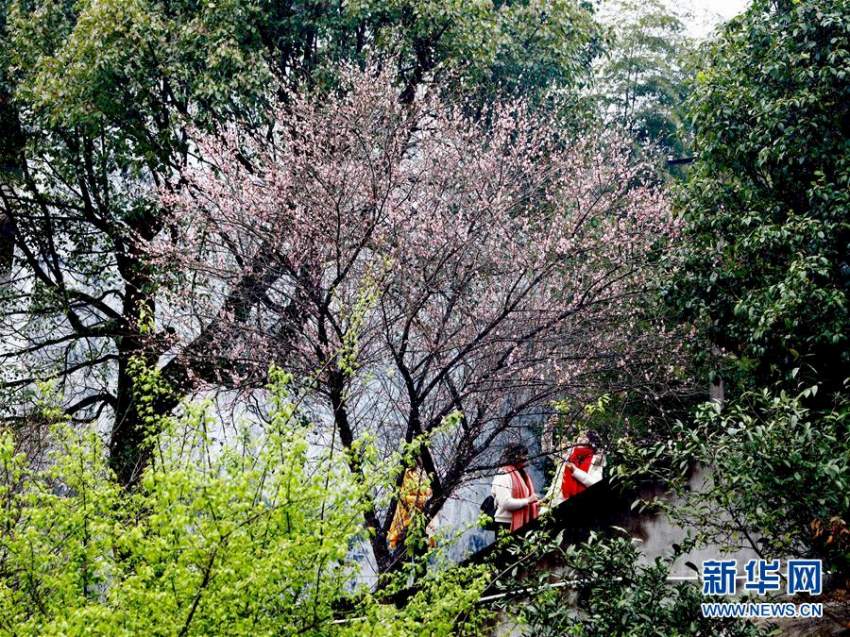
[151, 65, 680, 567]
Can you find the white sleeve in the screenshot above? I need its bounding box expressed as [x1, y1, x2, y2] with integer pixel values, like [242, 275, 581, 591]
[571, 453, 605, 487]
[491, 473, 530, 512]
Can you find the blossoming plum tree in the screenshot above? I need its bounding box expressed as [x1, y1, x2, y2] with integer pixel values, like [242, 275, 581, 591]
[151, 66, 680, 570]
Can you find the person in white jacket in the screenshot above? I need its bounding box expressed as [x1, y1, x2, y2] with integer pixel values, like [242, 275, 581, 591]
[490, 443, 540, 534]
[541, 430, 605, 512]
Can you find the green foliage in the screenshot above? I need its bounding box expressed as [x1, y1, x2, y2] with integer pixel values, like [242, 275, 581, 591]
[254, 0, 602, 105]
[596, 0, 694, 158]
[2, 0, 603, 167]
[621, 387, 850, 579]
[345, 0, 601, 104]
[653, 0, 850, 592]
[499, 532, 767, 637]
[7, 0, 270, 148]
[668, 0, 850, 389]
[0, 371, 489, 636]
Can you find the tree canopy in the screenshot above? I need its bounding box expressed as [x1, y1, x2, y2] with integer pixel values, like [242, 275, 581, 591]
[668, 0, 850, 392]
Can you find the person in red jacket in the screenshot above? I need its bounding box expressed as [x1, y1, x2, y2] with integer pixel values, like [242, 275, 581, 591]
[541, 430, 605, 511]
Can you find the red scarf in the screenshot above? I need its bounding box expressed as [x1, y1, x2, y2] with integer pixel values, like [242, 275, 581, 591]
[504, 465, 539, 531]
[561, 445, 594, 499]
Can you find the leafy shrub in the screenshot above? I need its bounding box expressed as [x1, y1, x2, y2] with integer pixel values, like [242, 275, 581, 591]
[499, 532, 767, 637]
[0, 370, 488, 636]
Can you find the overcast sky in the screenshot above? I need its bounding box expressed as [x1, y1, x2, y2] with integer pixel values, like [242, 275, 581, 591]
[678, 0, 751, 38]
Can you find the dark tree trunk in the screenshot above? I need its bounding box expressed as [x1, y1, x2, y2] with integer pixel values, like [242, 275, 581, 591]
[0, 88, 24, 277]
[0, 213, 12, 278]
[109, 239, 157, 486]
[327, 367, 394, 572]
